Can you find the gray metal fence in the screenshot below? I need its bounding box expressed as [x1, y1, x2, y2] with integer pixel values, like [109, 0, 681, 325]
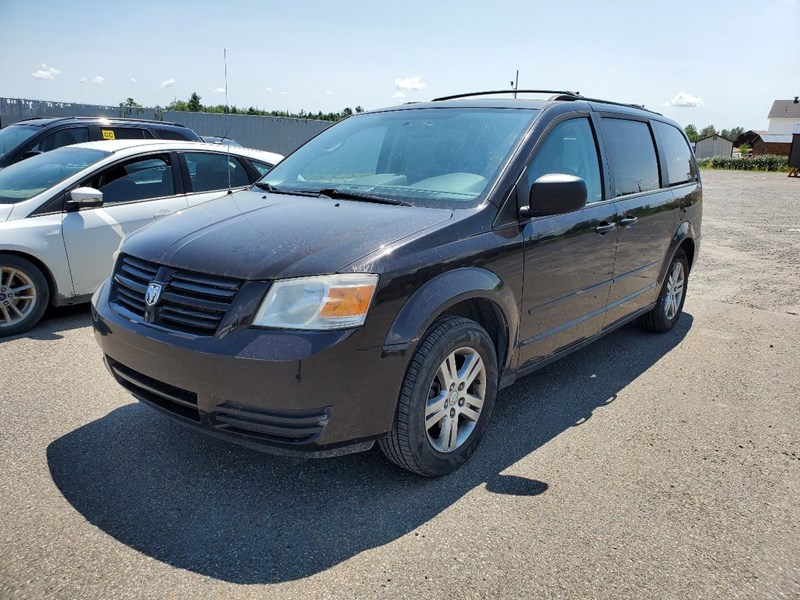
[0, 97, 332, 155]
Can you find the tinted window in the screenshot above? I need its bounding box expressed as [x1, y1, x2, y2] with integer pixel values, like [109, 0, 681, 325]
[0, 147, 109, 204]
[102, 128, 153, 140]
[263, 108, 539, 208]
[184, 152, 250, 192]
[92, 154, 174, 204]
[527, 118, 603, 203]
[602, 119, 659, 197]
[249, 160, 274, 176]
[29, 127, 90, 153]
[0, 125, 40, 162]
[653, 121, 696, 186]
[156, 128, 195, 141]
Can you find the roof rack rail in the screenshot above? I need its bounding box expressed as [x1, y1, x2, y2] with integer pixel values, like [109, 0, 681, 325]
[433, 90, 580, 101]
[431, 90, 662, 116]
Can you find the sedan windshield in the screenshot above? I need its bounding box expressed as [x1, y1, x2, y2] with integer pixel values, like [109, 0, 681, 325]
[0, 146, 109, 204]
[261, 107, 539, 208]
[0, 125, 40, 163]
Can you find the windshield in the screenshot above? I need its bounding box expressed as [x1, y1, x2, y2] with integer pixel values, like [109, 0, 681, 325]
[0, 146, 109, 204]
[0, 125, 41, 163]
[261, 108, 539, 208]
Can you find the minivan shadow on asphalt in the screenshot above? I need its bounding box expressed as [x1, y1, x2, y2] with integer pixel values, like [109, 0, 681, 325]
[47, 315, 692, 584]
[2, 304, 92, 342]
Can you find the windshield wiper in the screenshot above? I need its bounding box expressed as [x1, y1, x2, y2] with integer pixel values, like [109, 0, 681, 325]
[254, 182, 318, 197]
[316, 188, 412, 206]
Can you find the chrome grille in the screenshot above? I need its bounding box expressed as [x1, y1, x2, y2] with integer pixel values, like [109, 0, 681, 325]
[110, 254, 242, 336]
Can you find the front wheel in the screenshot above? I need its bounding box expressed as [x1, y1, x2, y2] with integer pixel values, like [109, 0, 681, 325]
[0, 255, 50, 337]
[637, 250, 689, 333]
[378, 316, 498, 477]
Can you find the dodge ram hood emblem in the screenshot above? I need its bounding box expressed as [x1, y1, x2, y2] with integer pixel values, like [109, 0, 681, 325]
[145, 282, 163, 307]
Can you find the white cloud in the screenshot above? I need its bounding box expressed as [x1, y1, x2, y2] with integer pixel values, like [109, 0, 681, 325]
[324, 90, 333, 95]
[663, 91, 704, 108]
[31, 64, 61, 80]
[392, 91, 406, 101]
[280, 91, 287, 95]
[395, 76, 426, 91]
[79, 76, 88, 84]
[210, 86, 226, 93]
[160, 78, 176, 89]
[91, 75, 105, 84]
[130, 78, 137, 84]
[266, 87, 273, 93]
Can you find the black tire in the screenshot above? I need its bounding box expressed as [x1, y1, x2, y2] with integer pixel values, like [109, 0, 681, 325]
[0, 254, 50, 337]
[637, 250, 689, 333]
[378, 316, 498, 477]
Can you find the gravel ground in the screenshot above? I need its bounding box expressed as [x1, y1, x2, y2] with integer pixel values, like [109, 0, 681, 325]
[1, 170, 798, 599]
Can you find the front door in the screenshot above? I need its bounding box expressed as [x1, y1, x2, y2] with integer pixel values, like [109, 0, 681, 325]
[62, 152, 187, 296]
[518, 116, 618, 369]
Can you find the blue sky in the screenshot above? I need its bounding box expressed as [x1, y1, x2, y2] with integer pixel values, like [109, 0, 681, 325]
[1, 0, 798, 130]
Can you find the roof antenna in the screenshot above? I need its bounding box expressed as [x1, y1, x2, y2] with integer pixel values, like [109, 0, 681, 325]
[224, 48, 233, 193]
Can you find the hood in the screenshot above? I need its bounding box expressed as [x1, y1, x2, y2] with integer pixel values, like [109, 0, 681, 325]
[122, 189, 453, 280]
[0, 205, 12, 222]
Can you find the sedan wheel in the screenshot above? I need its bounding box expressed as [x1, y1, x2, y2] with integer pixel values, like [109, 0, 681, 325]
[0, 255, 50, 337]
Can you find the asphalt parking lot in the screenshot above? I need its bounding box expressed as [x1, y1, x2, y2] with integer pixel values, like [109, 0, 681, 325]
[1, 169, 798, 599]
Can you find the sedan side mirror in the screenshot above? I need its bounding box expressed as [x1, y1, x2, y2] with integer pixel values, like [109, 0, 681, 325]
[520, 174, 588, 219]
[67, 187, 104, 211]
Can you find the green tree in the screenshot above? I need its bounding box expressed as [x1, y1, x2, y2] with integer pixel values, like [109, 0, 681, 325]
[187, 92, 203, 112]
[355, 106, 365, 113]
[699, 125, 718, 139]
[119, 97, 143, 118]
[721, 126, 744, 142]
[684, 124, 699, 143]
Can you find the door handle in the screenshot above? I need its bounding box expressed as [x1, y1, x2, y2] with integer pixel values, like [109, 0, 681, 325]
[620, 215, 638, 227]
[595, 222, 616, 234]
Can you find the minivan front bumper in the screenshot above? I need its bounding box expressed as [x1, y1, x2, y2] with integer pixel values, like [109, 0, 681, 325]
[91, 279, 407, 457]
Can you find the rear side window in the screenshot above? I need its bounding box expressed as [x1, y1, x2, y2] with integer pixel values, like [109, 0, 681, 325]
[601, 119, 660, 197]
[184, 152, 250, 192]
[653, 121, 696, 186]
[102, 128, 153, 140]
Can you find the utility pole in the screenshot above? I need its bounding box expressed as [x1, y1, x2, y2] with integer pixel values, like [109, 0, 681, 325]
[510, 70, 519, 99]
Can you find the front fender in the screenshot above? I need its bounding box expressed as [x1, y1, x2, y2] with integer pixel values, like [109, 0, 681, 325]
[382, 267, 519, 368]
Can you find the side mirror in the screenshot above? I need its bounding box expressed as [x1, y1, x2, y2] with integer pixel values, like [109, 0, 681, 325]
[67, 187, 104, 211]
[18, 150, 43, 162]
[520, 174, 588, 219]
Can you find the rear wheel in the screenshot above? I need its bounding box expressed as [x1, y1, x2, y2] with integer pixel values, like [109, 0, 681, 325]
[0, 255, 49, 337]
[637, 250, 688, 333]
[378, 316, 498, 477]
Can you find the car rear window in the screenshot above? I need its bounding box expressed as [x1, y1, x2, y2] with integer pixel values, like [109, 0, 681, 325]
[156, 129, 194, 141]
[653, 121, 696, 186]
[601, 118, 660, 197]
[102, 128, 154, 140]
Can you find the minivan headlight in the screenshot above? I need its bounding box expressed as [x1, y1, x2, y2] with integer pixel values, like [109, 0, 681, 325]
[252, 274, 378, 330]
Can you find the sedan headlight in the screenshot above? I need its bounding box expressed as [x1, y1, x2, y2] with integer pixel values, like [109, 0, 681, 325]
[252, 274, 378, 330]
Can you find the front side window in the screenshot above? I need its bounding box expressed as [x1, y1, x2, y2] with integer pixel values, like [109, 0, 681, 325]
[261, 108, 539, 208]
[0, 147, 109, 204]
[91, 154, 174, 204]
[527, 118, 603, 204]
[653, 121, 696, 186]
[601, 118, 660, 197]
[29, 127, 90, 153]
[184, 152, 250, 192]
[0, 125, 41, 163]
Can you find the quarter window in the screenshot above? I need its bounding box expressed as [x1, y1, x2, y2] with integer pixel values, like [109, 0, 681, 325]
[249, 160, 275, 177]
[527, 118, 603, 204]
[91, 154, 174, 204]
[601, 119, 660, 197]
[653, 121, 696, 186]
[184, 152, 250, 192]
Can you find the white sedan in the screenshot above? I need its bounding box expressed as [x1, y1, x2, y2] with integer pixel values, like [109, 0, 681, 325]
[0, 139, 283, 336]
